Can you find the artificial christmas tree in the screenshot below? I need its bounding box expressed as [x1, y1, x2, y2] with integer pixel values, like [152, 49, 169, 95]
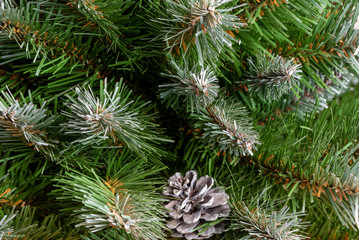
[1, 0, 359, 239]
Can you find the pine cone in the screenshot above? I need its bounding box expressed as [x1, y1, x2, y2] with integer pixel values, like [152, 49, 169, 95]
[163, 170, 230, 239]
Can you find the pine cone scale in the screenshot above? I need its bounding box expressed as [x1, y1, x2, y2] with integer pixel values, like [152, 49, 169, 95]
[176, 221, 199, 234]
[165, 200, 177, 210]
[207, 192, 228, 207]
[200, 195, 214, 207]
[183, 209, 201, 224]
[193, 176, 214, 197]
[169, 210, 185, 220]
[201, 205, 230, 221]
[167, 219, 182, 229]
[200, 225, 215, 237]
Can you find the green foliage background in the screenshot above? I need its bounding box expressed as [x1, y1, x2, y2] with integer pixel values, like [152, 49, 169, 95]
[0, 0, 359, 239]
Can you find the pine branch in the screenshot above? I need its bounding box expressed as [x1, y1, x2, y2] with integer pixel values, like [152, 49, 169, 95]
[152, 0, 246, 62]
[193, 98, 259, 156]
[236, 0, 328, 48]
[0, 212, 17, 238]
[55, 169, 167, 240]
[288, 70, 352, 120]
[61, 79, 171, 161]
[0, 88, 57, 160]
[306, 213, 359, 240]
[0, 172, 78, 240]
[0, 2, 96, 74]
[0, 0, 143, 97]
[0, 206, 80, 240]
[248, 67, 354, 123]
[244, 52, 302, 101]
[0, 1, 133, 81]
[225, 1, 358, 91]
[259, 144, 359, 230]
[65, 0, 136, 51]
[0, 67, 36, 94]
[169, 135, 308, 239]
[271, 2, 359, 89]
[230, 202, 307, 240]
[0, 182, 22, 210]
[160, 62, 259, 156]
[247, 89, 359, 231]
[159, 60, 219, 112]
[160, 60, 259, 156]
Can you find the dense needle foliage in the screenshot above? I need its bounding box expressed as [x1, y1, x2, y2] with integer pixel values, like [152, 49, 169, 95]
[0, 0, 359, 239]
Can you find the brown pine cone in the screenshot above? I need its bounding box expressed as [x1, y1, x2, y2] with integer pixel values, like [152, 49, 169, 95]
[163, 170, 230, 239]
